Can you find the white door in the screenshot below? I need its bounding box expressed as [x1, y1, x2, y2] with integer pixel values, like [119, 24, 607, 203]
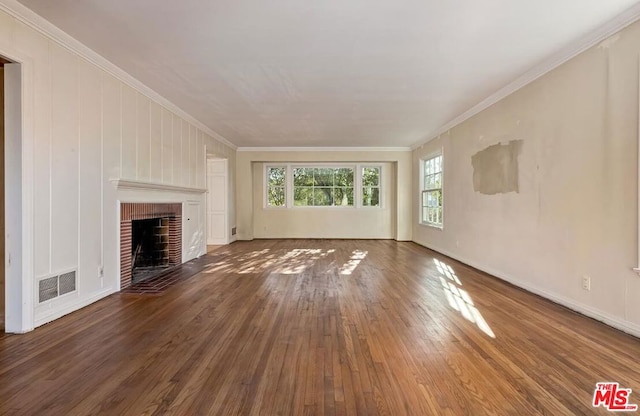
[206, 159, 228, 245]
[184, 201, 203, 261]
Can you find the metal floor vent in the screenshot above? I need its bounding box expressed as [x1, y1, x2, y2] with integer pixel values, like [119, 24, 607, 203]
[38, 271, 77, 303]
[39, 276, 58, 303]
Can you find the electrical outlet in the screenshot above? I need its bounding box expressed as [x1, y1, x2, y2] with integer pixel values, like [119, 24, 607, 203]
[582, 275, 591, 291]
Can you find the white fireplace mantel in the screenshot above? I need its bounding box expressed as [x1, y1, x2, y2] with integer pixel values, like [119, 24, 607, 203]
[111, 179, 207, 194]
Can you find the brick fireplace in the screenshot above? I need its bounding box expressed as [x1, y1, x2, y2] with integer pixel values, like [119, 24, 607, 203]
[120, 203, 182, 289]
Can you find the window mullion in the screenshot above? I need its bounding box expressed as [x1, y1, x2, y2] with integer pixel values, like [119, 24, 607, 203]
[287, 164, 293, 208]
[356, 164, 361, 208]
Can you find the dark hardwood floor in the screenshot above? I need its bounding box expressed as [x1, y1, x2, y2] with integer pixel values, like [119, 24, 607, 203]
[1, 240, 639, 415]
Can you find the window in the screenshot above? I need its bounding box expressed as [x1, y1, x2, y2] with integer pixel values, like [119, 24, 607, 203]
[265, 164, 381, 209]
[266, 166, 286, 207]
[293, 167, 354, 206]
[421, 154, 443, 227]
[362, 166, 380, 207]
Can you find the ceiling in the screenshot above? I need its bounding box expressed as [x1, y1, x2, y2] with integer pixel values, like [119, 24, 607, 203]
[17, 0, 640, 148]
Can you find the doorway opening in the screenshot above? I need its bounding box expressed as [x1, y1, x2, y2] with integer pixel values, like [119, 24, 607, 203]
[0, 57, 6, 331]
[0, 49, 29, 333]
[205, 156, 229, 251]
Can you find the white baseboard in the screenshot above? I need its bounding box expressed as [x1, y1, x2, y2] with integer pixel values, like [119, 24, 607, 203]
[414, 240, 640, 339]
[208, 235, 237, 244]
[34, 287, 117, 328]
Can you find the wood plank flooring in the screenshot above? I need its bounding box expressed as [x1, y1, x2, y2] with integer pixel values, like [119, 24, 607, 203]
[1, 240, 640, 415]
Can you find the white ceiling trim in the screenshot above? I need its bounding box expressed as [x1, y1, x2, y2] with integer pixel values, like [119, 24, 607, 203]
[0, 0, 237, 150]
[237, 146, 411, 152]
[410, 1, 640, 150]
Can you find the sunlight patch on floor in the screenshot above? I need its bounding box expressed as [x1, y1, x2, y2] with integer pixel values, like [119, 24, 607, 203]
[274, 249, 332, 274]
[204, 261, 230, 273]
[340, 250, 368, 275]
[236, 249, 273, 273]
[434, 259, 495, 338]
[202, 248, 340, 275]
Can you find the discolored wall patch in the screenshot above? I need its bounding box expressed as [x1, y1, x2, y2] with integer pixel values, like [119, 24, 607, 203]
[471, 140, 523, 195]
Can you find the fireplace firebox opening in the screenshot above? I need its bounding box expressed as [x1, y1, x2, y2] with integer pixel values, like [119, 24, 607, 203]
[120, 203, 182, 289]
[131, 217, 172, 283]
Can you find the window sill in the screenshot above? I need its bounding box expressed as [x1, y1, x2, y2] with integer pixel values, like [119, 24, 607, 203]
[419, 222, 444, 230]
[262, 206, 384, 210]
[291, 205, 356, 209]
[633, 267, 640, 276]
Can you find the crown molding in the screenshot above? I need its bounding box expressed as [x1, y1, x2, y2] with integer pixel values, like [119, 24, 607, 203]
[410, 2, 640, 150]
[237, 146, 411, 152]
[0, 0, 237, 150]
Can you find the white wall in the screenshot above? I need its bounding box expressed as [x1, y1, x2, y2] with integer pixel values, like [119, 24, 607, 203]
[0, 6, 236, 329]
[236, 150, 412, 240]
[413, 20, 640, 336]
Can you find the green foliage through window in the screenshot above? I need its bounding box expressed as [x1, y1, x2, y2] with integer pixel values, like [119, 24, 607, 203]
[293, 167, 354, 206]
[267, 167, 286, 206]
[362, 167, 380, 207]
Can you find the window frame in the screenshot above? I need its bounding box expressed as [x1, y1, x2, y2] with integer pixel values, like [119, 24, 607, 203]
[264, 163, 383, 209]
[264, 164, 289, 209]
[291, 165, 355, 208]
[420, 151, 444, 229]
[360, 165, 382, 208]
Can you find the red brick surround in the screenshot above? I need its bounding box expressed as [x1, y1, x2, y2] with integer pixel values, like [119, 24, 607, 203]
[120, 203, 182, 289]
